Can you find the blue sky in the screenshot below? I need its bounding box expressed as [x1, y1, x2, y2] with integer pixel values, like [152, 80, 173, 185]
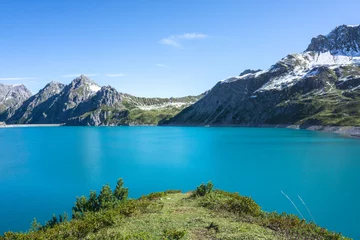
[0, 0, 359, 97]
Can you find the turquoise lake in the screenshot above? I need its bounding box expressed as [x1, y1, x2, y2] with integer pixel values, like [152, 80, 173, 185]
[0, 127, 359, 238]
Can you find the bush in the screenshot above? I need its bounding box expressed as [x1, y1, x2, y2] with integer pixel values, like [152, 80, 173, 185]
[258, 212, 345, 240]
[140, 191, 166, 201]
[72, 178, 128, 219]
[114, 178, 129, 201]
[162, 229, 186, 239]
[193, 181, 213, 197]
[118, 199, 163, 217]
[198, 190, 261, 217]
[164, 190, 182, 194]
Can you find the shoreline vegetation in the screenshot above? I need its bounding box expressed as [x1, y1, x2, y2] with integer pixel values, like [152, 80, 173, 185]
[1, 179, 350, 240]
[1, 123, 360, 138]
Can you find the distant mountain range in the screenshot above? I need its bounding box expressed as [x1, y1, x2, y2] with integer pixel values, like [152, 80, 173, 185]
[1, 25, 360, 127]
[0, 76, 202, 126]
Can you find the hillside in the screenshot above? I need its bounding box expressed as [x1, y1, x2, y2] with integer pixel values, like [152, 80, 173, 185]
[1, 180, 349, 240]
[161, 25, 360, 127]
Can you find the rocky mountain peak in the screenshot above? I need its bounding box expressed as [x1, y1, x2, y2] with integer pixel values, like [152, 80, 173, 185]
[39, 81, 65, 96]
[306, 24, 360, 56]
[69, 75, 101, 93]
[71, 75, 93, 85]
[239, 69, 262, 76]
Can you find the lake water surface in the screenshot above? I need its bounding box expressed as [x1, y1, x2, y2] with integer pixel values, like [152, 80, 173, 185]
[0, 127, 359, 238]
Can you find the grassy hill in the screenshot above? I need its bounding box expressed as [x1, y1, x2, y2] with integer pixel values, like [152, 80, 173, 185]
[1, 180, 350, 240]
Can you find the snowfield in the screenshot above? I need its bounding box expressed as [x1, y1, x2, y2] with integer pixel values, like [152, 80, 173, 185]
[137, 102, 189, 110]
[221, 50, 360, 93]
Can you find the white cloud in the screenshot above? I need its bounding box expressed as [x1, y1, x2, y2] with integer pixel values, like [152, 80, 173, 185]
[160, 38, 182, 48]
[179, 33, 208, 39]
[61, 74, 99, 78]
[105, 73, 125, 77]
[156, 64, 170, 68]
[160, 32, 208, 48]
[0, 77, 37, 81]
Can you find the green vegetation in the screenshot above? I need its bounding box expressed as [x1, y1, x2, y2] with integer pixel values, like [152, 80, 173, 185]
[128, 107, 184, 125]
[71, 94, 203, 126]
[294, 90, 360, 126]
[1, 180, 350, 240]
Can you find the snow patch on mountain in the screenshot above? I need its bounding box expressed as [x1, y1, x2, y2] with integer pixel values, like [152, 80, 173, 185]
[137, 102, 188, 110]
[88, 83, 101, 93]
[252, 51, 359, 92]
[221, 70, 265, 83]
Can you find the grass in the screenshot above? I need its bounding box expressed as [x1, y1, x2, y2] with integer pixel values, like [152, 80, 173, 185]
[128, 107, 184, 125]
[1, 184, 351, 240]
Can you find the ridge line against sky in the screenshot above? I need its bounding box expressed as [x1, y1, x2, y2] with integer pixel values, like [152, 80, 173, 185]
[0, 0, 359, 97]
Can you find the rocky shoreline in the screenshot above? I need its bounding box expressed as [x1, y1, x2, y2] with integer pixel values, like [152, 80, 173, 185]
[1, 123, 359, 138]
[0, 124, 62, 128]
[160, 123, 360, 138]
[298, 125, 360, 138]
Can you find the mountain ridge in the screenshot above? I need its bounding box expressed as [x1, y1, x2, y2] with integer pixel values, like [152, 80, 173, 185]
[0, 75, 203, 126]
[162, 25, 360, 127]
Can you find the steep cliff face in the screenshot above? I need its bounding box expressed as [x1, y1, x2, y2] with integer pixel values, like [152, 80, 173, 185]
[162, 25, 360, 126]
[0, 84, 32, 119]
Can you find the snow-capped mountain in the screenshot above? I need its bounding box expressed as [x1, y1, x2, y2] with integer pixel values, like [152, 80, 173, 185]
[162, 25, 360, 126]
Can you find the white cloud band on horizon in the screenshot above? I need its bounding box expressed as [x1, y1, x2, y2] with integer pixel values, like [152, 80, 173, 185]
[105, 73, 125, 77]
[0, 77, 37, 81]
[160, 32, 208, 48]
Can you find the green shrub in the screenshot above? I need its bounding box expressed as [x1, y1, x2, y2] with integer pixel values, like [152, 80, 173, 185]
[98, 184, 116, 209]
[162, 229, 186, 239]
[164, 190, 182, 194]
[193, 181, 213, 197]
[114, 178, 129, 201]
[94, 231, 151, 240]
[122, 232, 151, 240]
[140, 191, 166, 201]
[258, 212, 345, 240]
[199, 190, 261, 217]
[117, 198, 163, 216]
[72, 178, 128, 219]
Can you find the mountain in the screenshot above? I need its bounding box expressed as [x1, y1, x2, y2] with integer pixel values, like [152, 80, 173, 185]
[162, 25, 360, 127]
[3, 81, 65, 123]
[0, 84, 32, 119]
[3, 75, 202, 126]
